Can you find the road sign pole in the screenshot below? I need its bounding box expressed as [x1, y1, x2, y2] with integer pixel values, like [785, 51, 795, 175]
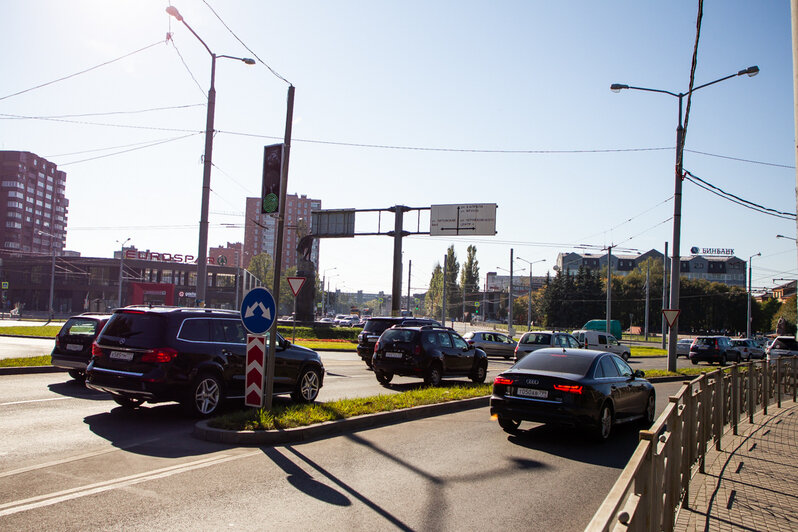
[241, 287, 277, 409]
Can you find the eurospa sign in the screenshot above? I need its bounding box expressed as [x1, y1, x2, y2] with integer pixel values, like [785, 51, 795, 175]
[690, 246, 734, 256]
[124, 250, 226, 265]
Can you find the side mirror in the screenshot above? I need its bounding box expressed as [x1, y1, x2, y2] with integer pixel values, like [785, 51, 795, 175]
[634, 369, 645, 379]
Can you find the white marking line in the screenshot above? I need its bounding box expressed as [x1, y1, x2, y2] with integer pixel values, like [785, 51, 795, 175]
[0, 450, 260, 517]
[0, 397, 72, 407]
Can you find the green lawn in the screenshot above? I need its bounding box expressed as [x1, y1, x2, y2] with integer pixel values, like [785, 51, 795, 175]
[0, 325, 62, 337]
[630, 346, 667, 357]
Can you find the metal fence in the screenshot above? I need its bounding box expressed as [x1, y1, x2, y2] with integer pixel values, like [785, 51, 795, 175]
[586, 356, 798, 531]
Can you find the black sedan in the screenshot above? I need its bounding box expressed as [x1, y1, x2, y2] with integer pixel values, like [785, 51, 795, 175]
[489, 348, 655, 441]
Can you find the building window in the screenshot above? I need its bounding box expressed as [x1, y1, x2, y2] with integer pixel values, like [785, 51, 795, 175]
[6, 201, 22, 209]
[4, 242, 20, 249]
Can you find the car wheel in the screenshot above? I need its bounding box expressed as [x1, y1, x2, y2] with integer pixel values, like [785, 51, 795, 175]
[497, 415, 521, 434]
[68, 369, 85, 381]
[183, 372, 223, 417]
[470, 362, 487, 383]
[641, 393, 656, 426]
[292, 367, 322, 403]
[504, 355, 510, 360]
[113, 396, 144, 409]
[375, 369, 393, 385]
[691, 359, 698, 365]
[720, 354, 727, 366]
[424, 363, 443, 386]
[594, 403, 613, 442]
[622, 352, 630, 362]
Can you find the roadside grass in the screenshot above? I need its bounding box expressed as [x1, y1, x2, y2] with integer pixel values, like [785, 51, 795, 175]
[293, 340, 357, 351]
[0, 355, 51, 367]
[0, 325, 61, 338]
[644, 367, 726, 378]
[630, 346, 667, 357]
[209, 383, 491, 431]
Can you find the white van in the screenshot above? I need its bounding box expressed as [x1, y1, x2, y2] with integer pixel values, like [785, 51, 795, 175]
[572, 329, 631, 361]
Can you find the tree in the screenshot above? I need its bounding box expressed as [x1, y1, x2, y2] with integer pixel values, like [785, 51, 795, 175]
[425, 263, 443, 319]
[246, 253, 297, 314]
[772, 296, 797, 335]
[444, 245, 460, 320]
[247, 253, 273, 284]
[460, 245, 480, 319]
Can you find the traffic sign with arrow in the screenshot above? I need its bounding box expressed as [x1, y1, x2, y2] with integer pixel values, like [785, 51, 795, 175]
[241, 287, 276, 335]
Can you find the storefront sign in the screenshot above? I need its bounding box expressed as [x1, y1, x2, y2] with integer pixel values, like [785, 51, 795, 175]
[124, 250, 229, 265]
[690, 246, 734, 256]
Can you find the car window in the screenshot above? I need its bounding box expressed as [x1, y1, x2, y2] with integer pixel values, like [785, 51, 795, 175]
[99, 312, 167, 349]
[452, 335, 468, 350]
[598, 334, 607, 345]
[773, 338, 798, 350]
[437, 332, 453, 348]
[423, 332, 438, 346]
[522, 333, 551, 345]
[695, 338, 716, 346]
[608, 337, 619, 346]
[611, 356, 634, 377]
[211, 319, 246, 344]
[381, 329, 418, 343]
[515, 351, 594, 376]
[178, 318, 211, 342]
[498, 334, 511, 344]
[62, 318, 99, 336]
[598, 356, 620, 378]
[567, 336, 581, 348]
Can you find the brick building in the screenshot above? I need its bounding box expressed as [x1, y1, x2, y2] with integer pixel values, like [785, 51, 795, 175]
[243, 194, 320, 269]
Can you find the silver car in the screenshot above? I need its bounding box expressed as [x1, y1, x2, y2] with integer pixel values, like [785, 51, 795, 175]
[514, 331, 581, 362]
[731, 338, 764, 361]
[463, 331, 517, 359]
[676, 338, 694, 358]
[766, 336, 798, 362]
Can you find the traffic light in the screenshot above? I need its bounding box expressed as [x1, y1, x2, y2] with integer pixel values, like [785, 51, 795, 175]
[261, 143, 285, 214]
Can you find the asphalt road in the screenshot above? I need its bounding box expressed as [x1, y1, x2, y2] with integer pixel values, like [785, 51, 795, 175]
[0, 347, 685, 531]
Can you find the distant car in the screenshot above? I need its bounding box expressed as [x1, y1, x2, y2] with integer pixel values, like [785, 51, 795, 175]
[571, 329, 630, 361]
[676, 338, 694, 358]
[689, 336, 741, 365]
[341, 316, 361, 327]
[356, 316, 441, 368]
[731, 339, 764, 361]
[318, 317, 334, 324]
[490, 348, 655, 441]
[371, 325, 488, 386]
[462, 331, 517, 359]
[766, 336, 798, 362]
[86, 306, 324, 417]
[514, 331, 581, 362]
[50, 313, 112, 381]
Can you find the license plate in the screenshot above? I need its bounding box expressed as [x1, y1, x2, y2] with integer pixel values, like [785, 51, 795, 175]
[516, 388, 548, 399]
[110, 351, 133, 361]
[385, 352, 403, 359]
[66, 344, 83, 352]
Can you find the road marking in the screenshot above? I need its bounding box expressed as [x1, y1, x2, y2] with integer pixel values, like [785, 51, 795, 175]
[0, 451, 260, 517]
[0, 397, 72, 407]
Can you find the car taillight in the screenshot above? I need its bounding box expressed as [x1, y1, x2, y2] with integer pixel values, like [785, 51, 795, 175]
[91, 342, 103, 357]
[553, 384, 583, 394]
[414, 344, 421, 356]
[494, 376, 514, 386]
[467, 340, 475, 345]
[141, 347, 177, 363]
[374, 341, 380, 353]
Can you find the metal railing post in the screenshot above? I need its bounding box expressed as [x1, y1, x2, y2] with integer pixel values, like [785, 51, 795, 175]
[682, 381, 694, 505]
[793, 355, 797, 403]
[699, 375, 708, 474]
[763, 359, 769, 416]
[714, 371, 723, 451]
[748, 362, 755, 423]
[777, 357, 783, 408]
[731, 363, 739, 435]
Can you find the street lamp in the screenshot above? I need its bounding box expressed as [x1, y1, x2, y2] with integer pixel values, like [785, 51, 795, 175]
[117, 237, 131, 308]
[497, 257, 524, 337]
[321, 267, 337, 317]
[747, 252, 760, 338]
[516, 257, 545, 331]
[166, 5, 254, 308]
[611, 65, 759, 371]
[37, 230, 56, 320]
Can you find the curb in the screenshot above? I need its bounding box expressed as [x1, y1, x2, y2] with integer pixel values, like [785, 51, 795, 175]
[0, 365, 65, 375]
[194, 395, 490, 445]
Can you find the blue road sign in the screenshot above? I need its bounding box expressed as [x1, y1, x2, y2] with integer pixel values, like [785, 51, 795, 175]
[240, 287, 277, 335]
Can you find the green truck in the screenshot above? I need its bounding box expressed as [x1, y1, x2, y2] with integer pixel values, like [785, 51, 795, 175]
[582, 319, 622, 340]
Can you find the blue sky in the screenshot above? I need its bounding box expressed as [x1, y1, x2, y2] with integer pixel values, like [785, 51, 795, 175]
[1, 0, 795, 296]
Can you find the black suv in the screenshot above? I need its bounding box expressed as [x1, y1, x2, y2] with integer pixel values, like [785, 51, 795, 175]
[371, 325, 488, 386]
[357, 316, 441, 367]
[51, 313, 112, 381]
[86, 306, 324, 417]
[689, 336, 742, 365]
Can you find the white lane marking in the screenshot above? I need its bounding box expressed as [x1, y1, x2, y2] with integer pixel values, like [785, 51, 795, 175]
[0, 450, 260, 517]
[0, 397, 73, 407]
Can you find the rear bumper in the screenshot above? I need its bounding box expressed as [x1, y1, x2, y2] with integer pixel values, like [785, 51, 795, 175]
[489, 394, 598, 427]
[50, 354, 88, 371]
[85, 366, 177, 402]
[372, 358, 427, 377]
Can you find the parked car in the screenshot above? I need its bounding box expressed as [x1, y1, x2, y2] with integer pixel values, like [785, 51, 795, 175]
[689, 336, 742, 365]
[371, 325, 488, 386]
[490, 348, 655, 441]
[514, 331, 581, 362]
[50, 313, 112, 381]
[676, 338, 694, 358]
[317, 317, 334, 324]
[730, 338, 765, 361]
[356, 316, 441, 368]
[86, 306, 325, 417]
[462, 331, 517, 359]
[571, 330, 630, 361]
[341, 315, 361, 327]
[766, 336, 798, 362]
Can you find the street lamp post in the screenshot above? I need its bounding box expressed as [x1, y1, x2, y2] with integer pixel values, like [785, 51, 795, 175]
[117, 237, 131, 308]
[747, 252, 760, 338]
[497, 260, 524, 337]
[611, 65, 759, 371]
[37, 230, 56, 319]
[516, 257, 545, 331]
[166, 6, 254, 308]
[321, 267, 337, 317]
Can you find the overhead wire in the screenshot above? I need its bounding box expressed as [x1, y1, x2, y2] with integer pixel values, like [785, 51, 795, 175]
[684, 169, 796, 220]
[0, 104, 204, 120]
[685, 149, 795, 169]
[679, 0, 703, 164]
[166, 32, 209, 98]
[56, 133, 202, 166]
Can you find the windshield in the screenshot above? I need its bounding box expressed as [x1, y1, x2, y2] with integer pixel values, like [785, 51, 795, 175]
[772, 338, 798, 350]
[60, 318, 101, 337]
[521, 333, 552, 345]
[381, 329, 418, 343]
[515, 350, 594, 376]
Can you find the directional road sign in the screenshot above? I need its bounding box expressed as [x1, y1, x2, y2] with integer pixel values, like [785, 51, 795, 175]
[241, 287, 277, 335]
[287, 277, 306, 297]
[245, 335, 266, 408]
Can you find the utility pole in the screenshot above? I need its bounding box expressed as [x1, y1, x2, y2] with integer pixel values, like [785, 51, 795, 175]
[389, 206, 408, 317]
[791, 0, 798, 327]
[407, 259, 412, 315]
[644, 261, 650, 340]
[508, 248, 514, 337]
[606, 246, 613, 337]
[662, 242, 668, 349]
[441, 254, 447, 325]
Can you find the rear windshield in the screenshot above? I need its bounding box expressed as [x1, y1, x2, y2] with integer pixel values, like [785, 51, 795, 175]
[381, 329, 419, 343]
[99, 312, 167, 348]
[772, 338, 798, 350]
[515, 350, 594, 376]
[695, 338, 720, 346]
[60, 318, 101, 337]
[363, 319, 400, 335]
[521, 333, 552, 345]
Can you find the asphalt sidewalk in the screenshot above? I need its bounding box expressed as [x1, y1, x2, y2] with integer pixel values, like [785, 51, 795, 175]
[674, 401, 798, 531]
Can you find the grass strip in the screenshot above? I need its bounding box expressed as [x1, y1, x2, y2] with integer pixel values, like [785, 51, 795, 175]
[0, 326, 61, 338]
[630, 346, 667, 357]
[293, 340, 357, 351]
[209, 384, 491, 431]
[0, 355, 51, 367]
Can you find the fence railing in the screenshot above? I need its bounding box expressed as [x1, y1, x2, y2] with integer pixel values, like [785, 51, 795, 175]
[585, 356, 798, 531]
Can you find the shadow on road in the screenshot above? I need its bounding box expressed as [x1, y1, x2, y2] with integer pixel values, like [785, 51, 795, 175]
[47, 379, 111, 401]
[504, 422, 642, 469]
